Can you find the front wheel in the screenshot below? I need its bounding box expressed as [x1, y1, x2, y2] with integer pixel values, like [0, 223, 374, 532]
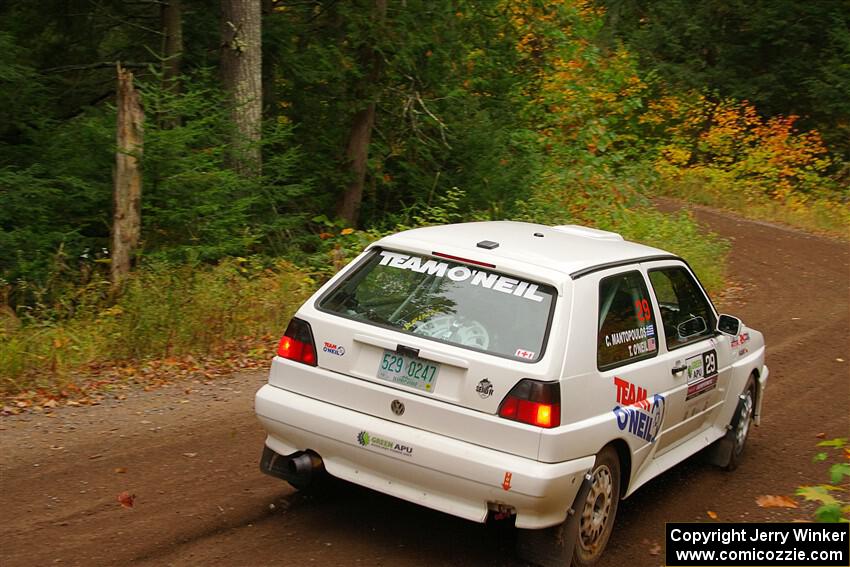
[724, 377, 756, 471]
[573, 446, 621, 566]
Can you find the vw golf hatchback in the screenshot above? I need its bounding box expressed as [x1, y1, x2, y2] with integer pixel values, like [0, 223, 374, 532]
[255, 221, 768, 565]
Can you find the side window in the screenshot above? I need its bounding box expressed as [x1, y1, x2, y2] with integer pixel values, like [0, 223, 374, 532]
[597, 271, 659, 370]
[648, 266, 716, 350]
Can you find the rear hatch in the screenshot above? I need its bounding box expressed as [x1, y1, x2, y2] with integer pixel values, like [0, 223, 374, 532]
[268, 247, 569, 459]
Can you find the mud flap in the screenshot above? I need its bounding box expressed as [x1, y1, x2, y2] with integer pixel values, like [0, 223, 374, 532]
[516, 473, 593, 567]
[259, 445, 317, 489]
[260, 445, 290, 479]
[704, 393, 747, 467]
[703, 433, 734, 467]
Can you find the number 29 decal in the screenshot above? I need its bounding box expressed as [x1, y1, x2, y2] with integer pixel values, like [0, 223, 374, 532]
[686, 348, 718, 401]
[703, 349, 717, 376]
[635, 299, 652, 322]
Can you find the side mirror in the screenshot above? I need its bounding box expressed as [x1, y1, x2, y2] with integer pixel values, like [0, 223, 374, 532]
[717, 314, 742, 336]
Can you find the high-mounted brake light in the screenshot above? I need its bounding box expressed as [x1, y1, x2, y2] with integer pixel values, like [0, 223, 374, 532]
[432, 251, 496, 269]
[498, 379, 561, 428]
[277, 317, 317, 366]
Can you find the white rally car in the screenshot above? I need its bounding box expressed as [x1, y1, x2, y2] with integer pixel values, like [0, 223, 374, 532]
[255, 221, 767, 565]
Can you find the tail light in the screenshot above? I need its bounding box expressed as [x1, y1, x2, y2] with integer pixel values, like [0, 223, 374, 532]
[277, 318, 317, 366]
[498, 379, 561, 428]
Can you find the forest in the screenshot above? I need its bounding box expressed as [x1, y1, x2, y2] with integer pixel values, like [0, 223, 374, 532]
[1, 0, 847, 395]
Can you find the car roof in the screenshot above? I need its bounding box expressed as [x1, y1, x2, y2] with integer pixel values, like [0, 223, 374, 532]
[374, 221, 675, 280]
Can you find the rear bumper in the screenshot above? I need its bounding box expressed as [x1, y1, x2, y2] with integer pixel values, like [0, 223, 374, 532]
[255, 384, 595, 529]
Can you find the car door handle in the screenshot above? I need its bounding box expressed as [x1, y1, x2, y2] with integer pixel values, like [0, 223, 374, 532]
[671, 365, 687, 375]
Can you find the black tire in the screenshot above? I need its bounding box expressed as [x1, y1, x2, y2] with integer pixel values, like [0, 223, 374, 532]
[573, 446, 621, 566]
[724, 376, 756, 472]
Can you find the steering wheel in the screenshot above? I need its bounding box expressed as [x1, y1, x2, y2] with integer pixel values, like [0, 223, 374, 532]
[414, 315, 490, 349]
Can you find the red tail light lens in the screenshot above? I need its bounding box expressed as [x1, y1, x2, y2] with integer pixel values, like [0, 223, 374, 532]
[498, 379, 561, 428]
[277, 318, 317, 366]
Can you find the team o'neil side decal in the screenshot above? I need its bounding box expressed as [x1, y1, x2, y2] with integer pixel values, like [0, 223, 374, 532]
[612, 377, 665, 443]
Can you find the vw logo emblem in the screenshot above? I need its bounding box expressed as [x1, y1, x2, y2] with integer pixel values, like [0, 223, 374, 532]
[390, 400, 405, 416]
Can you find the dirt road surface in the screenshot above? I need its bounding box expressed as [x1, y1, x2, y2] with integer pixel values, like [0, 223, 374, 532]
[2, 204, 848, 566]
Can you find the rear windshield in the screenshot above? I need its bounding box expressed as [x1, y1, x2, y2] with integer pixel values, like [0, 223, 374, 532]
[318, 249, 556, 362]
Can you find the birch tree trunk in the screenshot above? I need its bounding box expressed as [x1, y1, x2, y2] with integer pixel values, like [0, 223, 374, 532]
[110, 64, 144, 288]
[220, 0, 262, 176]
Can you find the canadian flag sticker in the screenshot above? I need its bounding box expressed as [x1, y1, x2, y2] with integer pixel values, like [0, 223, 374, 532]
[515, 349, 535, 360]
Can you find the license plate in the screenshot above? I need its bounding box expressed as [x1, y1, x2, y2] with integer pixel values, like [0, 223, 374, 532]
[376, 350, 440, 393]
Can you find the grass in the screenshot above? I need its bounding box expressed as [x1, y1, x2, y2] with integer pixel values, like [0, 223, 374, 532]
[600, 206, 730, 293]
[0, 258, 315, 395]
[656, 169, 849, 240]
[514, 163, 731, 295]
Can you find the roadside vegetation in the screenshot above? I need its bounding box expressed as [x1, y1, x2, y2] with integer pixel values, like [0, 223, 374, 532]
[0, 259, 313, 395]
[648, 95, 849, 237]
[1, 1, 846, 404]
[801, 438, 850, 522]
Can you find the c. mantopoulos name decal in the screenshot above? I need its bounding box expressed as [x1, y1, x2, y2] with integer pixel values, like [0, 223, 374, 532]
[604, 325, 648, 347]
[378, 250, 546, 302]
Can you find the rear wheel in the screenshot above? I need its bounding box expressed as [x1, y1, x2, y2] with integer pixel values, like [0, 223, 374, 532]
[573, 446, 620, 566]
[514, 446, 622, 567]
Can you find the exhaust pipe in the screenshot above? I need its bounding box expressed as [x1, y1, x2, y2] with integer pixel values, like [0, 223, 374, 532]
[260, 446, 324, 489]
[288, 451, 324, 478]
